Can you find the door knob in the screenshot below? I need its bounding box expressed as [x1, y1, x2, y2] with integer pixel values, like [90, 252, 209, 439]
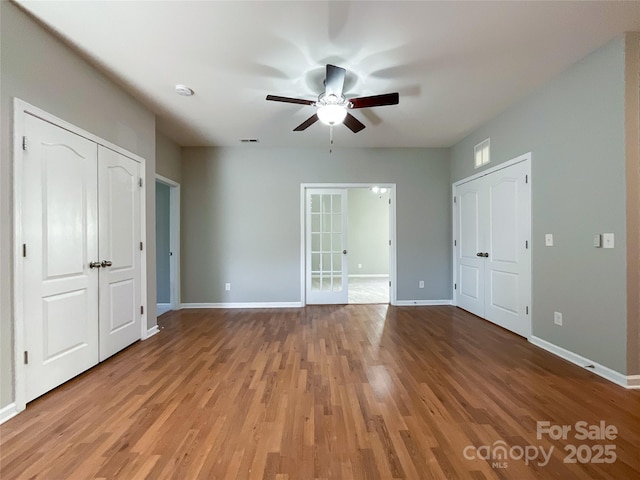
[476, 252, 483, 257]
[343, 250, 348, 254]
[101, 260, 113, 268]
[89, 261, 101, 269]
[483, 252, 489, 258]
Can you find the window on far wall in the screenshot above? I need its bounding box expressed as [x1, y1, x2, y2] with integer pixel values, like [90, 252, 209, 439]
[474, 138, 490, 168]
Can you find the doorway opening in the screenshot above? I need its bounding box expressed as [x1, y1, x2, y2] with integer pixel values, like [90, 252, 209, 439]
[347, 187, 390, 304]
[155, 175, 180, 316]
[301, 183, 396, 306]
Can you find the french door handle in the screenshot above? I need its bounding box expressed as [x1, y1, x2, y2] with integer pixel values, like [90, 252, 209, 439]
[101, 260, 113, 268]
[343, 250, 348, 255]
[476, 252, 489, 258]
[89, 261, 101, 269]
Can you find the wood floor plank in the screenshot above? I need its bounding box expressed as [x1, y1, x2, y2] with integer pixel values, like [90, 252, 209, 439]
[1, 305, 639, 479]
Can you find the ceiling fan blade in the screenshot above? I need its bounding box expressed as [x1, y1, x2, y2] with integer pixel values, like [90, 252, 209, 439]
[293, 114, 319, 131]
[343, 113, 366, 133]
[325, 64, 346, 98]
[349, 92, 399, 109]
[266, 94, 315, 106]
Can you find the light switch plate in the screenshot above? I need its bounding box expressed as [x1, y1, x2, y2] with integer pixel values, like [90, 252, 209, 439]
[603, 233, 615, 249]
[545, 234, 554, 247]
[593, 234, 602, 248]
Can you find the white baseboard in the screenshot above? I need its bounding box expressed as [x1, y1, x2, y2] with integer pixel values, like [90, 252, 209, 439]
[0, 402, 19, 425]
[180, 302, 303, 309]
[529, 336, 639, 389]
[394, 300, 453, 306]
[348, 274, 389, 278]
[156, 303, 172, 316]
[144, 325, 159, 339]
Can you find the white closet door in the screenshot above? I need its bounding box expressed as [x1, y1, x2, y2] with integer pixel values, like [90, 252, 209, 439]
[306, 189, 348, 304]
[454, 158, 531, 338]
[22, 114, 99, 402]
[455, 180, 485, 317]
[98, 146, 142, 361]
[484, 161, 531, 337]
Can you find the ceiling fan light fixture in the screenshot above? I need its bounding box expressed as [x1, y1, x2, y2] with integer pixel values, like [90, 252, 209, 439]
[317, 104, 347, 126]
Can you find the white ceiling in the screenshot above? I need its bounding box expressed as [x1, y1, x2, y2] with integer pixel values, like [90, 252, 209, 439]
[15, 1, 640, 148]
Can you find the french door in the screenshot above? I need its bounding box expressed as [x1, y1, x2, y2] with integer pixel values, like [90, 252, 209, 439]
[21, 113, 143, 402]
[454, 157, 531, 337]
[305, 189, 348, 304]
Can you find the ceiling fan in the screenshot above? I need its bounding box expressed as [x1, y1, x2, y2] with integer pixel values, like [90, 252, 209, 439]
[266, 64, 399, 133]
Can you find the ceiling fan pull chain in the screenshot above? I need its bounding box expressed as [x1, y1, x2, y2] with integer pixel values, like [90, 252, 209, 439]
[329, 125, 334, 154]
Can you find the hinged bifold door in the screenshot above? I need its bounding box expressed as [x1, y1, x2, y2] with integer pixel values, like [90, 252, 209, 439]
[306, 189, 348, 304]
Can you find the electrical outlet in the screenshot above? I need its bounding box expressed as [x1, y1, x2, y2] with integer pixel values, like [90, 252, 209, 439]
[358, 263, 362, 269]
[419, 280, 424, 288]
[554, 311, 563, 326]
[225, 283, 231, 291]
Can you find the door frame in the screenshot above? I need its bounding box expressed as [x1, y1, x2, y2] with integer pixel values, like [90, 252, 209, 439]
[300, 183, 397, 306]
[155, 174, 181, 314]
[452, 152, 532, 330]
[12, 98, 147, 413]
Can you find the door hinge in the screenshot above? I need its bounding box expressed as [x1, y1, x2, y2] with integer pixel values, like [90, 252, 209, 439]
[526, 306, 529, 315]
[454, 283, 457, 290]
[388, 198, 391, 205]
[22, 244, 27, 258]
[389, 240, 391, 246]
[525, 240, 529, 249]
[454, 240, 457, 247]
[24, 351, 28, 364]
[525, 174, 529, 184]
[140, 242, 143, 251]
[139, 178, 143, 187]
[453, 196, 457, 204]
[141, 305, 144, 315]
[389, 281, 391, 287]
[22, 136, 27, 151]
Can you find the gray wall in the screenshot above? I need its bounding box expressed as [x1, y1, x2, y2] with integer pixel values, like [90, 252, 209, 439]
[0, 2, 157, 408]
[181, 147, 451, 304]
[348, 188, 390, 276]
[156, 131, 182, 184]
[156, 182, 171, 304]
[451, 36, 628, 374]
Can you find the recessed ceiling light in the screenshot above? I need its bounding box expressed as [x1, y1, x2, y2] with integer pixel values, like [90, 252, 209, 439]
[175, 84, 194, 96]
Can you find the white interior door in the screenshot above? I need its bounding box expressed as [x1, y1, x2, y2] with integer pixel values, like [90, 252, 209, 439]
[484, 161, 531, 337]
[455, 180, 485, 317]
[98, 146, 142, 361]
[454, 157, 531, 337]
[306, 189, 348, 304]
[22, 114, 100, 402]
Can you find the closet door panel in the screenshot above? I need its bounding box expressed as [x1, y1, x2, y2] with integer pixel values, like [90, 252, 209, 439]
[98, 146, 142, 361]
[22, 114, 99, 402]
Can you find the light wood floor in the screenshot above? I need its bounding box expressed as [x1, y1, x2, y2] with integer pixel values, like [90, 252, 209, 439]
[1, 305, 639, 479]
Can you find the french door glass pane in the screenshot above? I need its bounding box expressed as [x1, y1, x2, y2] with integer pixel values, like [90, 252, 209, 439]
[310, 193, 343, 293]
